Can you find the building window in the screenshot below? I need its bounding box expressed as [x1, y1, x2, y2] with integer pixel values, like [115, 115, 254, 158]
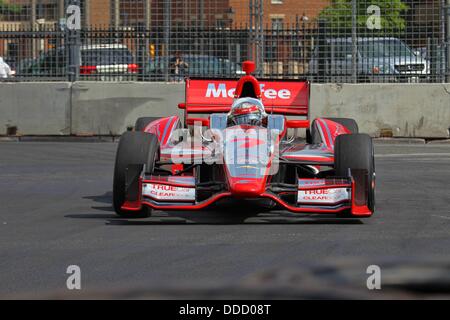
[0, 0, 60, 22]
[119, 0, 145, 26]
[271, 0, 283, 4]
[271, 18, 284, 30]
[36, 2, 58, 21]
[0, 4, 32, 22]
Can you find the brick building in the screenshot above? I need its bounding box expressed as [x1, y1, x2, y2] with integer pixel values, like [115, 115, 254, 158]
[0, 1, 444, 31]
[230, 0, 330, 26]
[0, 0, 445, 76]
[0, 0, 331, 29]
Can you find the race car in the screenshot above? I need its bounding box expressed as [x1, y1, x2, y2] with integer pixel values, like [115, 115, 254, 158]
[113, 61, 375, 218]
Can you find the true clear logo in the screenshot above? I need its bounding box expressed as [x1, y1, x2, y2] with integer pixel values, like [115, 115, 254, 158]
[206, 83, 291, 100]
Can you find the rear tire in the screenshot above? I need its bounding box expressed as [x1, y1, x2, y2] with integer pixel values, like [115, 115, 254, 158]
[113, 131, 160, 218]
[310, 118, 359, 144]
[335, 134, 375, 215]
[135, 117, 161, 132]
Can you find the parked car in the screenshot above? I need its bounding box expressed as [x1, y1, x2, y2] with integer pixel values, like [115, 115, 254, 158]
[413, 47, 428, 61]
[308, 37, 430, 83]
[17, 44, 137, 81]
[79, 44, 137, 80]
[3, 57, 17, 76]
[146, 54, 245, 80]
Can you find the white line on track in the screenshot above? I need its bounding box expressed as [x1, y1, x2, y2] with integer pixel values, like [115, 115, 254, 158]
[375, 153, 450, 158]
[431, 215, 450, 221]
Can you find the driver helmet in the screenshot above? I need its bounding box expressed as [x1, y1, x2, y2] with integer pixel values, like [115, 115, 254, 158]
[228, 98, 267, 126]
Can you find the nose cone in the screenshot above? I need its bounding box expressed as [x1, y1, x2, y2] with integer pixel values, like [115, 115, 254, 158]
[229, 179, 266, 198]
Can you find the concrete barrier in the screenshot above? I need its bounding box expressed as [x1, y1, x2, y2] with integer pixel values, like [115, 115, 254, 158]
[311, 83, 450, 138]
[70, 82, 184, 135]
[0, 82, 71, 135]
[0, 82, 449, 138]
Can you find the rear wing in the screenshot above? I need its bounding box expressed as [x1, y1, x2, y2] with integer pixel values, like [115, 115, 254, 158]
[179, 78, 310, 122]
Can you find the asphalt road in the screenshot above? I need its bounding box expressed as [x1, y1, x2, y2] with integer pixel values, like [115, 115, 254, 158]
[1, 141, 450, 298]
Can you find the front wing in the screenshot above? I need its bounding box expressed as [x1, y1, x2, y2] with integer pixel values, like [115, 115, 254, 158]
[121, 166, 372, 217]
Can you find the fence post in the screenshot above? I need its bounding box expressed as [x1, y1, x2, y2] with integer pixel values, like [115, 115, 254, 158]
[430, 38, 440, 82]
[257, 0, 264, 77]
[317, 19, 328, 83]
[66, 0, 81, 82]
[351, 0, 357, 84]
[163, 0, 171, 82]
[447, 0, 450, 82]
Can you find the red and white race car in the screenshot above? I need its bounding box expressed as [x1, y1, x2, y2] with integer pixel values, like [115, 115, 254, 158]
[113, 61, 375, 218]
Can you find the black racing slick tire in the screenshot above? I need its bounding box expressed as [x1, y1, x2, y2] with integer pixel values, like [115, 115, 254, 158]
[135, 117, 161, 132]
[310, 118, 359, 144]
[113, 131, 160, 218]
[335, 133, 375, 214]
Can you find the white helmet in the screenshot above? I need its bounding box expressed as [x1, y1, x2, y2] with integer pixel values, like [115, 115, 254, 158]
[228, 98, 267, 126]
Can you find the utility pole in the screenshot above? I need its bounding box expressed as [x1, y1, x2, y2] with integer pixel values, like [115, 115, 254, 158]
[59, 0, 65, 21]
[84, 0, 90, 28]
[31, 0, 37, 25]
[144, 0, 151, 29]
[114, 0, 120, 28]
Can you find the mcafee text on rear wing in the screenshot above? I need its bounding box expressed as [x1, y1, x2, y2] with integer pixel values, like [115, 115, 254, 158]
[179, 78, 310, 119]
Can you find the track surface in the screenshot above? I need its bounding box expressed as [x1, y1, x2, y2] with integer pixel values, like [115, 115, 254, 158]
[0, 142, 450, 297]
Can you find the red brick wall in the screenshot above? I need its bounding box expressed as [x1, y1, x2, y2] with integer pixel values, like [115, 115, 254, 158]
[230, 0, 330, 26]
[89, 0, 112, 27]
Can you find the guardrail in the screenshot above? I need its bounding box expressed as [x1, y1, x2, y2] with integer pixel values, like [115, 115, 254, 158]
[0, 82, 448, 138]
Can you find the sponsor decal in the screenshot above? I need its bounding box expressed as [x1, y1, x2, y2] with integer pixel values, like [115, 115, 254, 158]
[142, 183, 195, 201]
[186, 79, 309, 108]
[206, 83, 291, 100]
[298, 188, 350, 204]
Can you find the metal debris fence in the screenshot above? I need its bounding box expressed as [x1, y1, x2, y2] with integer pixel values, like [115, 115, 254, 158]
[0, 0, 448, 83]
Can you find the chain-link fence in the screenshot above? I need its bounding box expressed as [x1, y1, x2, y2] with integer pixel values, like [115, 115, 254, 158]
[0, 0, 449, 83]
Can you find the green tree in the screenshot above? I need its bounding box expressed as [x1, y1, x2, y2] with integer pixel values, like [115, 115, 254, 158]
[0, 0, 22, 15]
[319, 0, 409, 34]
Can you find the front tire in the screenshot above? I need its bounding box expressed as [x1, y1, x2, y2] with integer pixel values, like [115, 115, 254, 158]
[335, 133, 375, 215]
[113, 131, 159, 218]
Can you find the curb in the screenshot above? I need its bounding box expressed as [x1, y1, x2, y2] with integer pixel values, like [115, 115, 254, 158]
[0, 137, 20, 142]
[427, 139, 450, 145]
[0, 136, 117, 143]
[373, 138, 426, 145]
